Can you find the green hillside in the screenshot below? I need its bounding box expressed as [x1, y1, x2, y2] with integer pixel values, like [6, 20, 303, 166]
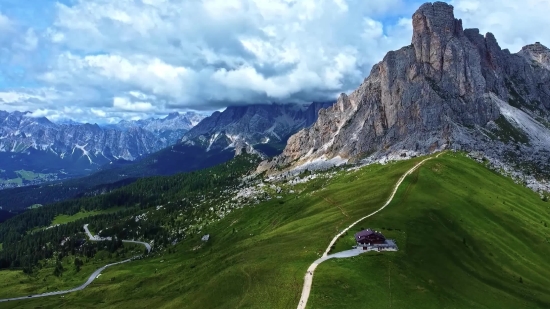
[310, 153, 550, 308]
[1, 153, 549, 308]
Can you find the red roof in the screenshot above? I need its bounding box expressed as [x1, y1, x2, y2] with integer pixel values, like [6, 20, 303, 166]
[354, 229, 385, 241]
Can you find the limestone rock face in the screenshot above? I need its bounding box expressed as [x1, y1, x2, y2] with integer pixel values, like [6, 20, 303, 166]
[181, 102, 334, 155]
[263, 1, 550, 173]
[518, 42, 550, 70]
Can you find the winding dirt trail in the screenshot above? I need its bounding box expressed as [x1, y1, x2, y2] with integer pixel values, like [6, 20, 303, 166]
[297, 153, 442, 309]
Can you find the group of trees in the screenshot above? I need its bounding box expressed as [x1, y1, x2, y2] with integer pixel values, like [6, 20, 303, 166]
[0, 154, 261, 272]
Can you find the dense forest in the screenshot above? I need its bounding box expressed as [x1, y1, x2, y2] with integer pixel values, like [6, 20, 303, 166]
[0, 153, 261, 272]
[0, 210, 16, 224]
[0, 143, 237, 211]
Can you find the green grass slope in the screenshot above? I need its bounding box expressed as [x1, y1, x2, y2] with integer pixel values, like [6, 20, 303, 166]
[2, 153, 550, 308]
[0, 243, 143, 300]
[51, 208, 124, 226]
[310, 152, 550, 309]
[0, 157, 423, 308]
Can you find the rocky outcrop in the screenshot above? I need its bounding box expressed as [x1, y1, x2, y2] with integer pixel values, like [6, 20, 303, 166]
[262, 1, 550, 174]
[518, 42, 550, 71]
[181, 102, 334, 154]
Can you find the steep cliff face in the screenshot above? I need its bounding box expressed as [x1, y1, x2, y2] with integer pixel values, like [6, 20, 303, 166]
[182, 102, 334, 155]
[263, 2, 550, 173]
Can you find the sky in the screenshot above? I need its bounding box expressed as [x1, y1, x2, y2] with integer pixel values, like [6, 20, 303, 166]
[0, 0, 549, 124]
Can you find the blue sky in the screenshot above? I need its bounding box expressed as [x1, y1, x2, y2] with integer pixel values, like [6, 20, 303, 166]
[0, 0, 548, 123]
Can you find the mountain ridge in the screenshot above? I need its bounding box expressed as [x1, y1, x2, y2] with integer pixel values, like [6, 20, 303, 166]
[0, 110, 205, 188]
[182, 102, 335, 156]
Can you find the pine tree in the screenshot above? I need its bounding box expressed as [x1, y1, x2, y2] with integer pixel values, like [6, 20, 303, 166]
[53, 260, 64, 277]
[74, 258, 83, 273]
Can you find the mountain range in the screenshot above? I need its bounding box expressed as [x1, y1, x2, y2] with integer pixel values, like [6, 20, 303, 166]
[0, 111, 205, 188]
[261, 2, 550, 189]
[106, 111, 206, 145]
[0, 102, 334, 209]
[2, 1, 550, 204]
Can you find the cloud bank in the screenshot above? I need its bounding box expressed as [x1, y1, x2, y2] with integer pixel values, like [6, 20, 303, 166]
[0, 0, 548, 123]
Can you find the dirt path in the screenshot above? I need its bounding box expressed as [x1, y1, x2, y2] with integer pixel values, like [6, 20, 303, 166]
[296, 153, 442, 309]
[322, 196, 349, 217]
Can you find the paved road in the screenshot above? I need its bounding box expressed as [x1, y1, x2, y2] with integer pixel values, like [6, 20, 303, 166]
[297, 153, 442, 309]
[84, 224, 151, 253]
[0, 224, 151, 303]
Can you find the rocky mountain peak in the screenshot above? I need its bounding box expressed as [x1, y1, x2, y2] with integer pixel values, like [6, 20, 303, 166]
[261, 2, 550, 178]
[518, 42, 550, 69]
[335, 93, 354, 112]
[166, 112, 180, 119]
[412, 2, 463, 72]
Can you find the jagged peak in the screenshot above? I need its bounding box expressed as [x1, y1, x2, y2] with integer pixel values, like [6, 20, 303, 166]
[412, 2, 462, 41]
[335, 93, 353, 112]
[166, 112, 180, 119]
[520, 41, 550, 53]
[518, 41, 550, 69]
[411, 2, 464, 70]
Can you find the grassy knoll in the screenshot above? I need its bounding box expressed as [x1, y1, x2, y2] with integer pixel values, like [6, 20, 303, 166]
[51, 209, 124, 226]
[3, 153, 550, 308]
[310, 152, 550, 309]
[0, 157, 424, 308]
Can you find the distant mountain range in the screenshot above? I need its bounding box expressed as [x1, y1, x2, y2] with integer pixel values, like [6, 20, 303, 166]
[0, 111, 205, 188]
[105, 112, 206, 144]
[0, 102, 334, 209]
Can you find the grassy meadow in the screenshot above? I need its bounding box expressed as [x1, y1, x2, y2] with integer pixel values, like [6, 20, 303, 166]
[1, 153, 550, 308]
[51, 208, 124, 226]
[0, 170, 55, 186]
[310, 152, 550, 308]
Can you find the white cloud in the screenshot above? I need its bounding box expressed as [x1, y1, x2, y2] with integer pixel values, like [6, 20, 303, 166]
[90, 108, 107, 117]
[35, 0, 414, 113]
[113, 97, 154, 112]
[14, 29, 39, 51]
[0, 12, 10, 32]
[451, 0, 550, 52]
[28, 109, 52, 118]
[0, 0, 549, 122]
[0, 89, 59, 104]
